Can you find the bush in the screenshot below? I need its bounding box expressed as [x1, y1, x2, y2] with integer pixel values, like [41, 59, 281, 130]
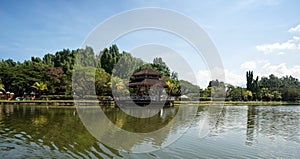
[40, 95, 73, 100]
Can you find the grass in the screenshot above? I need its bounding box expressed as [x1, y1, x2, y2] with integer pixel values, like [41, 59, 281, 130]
[174, 100, 300, 106]
[1, 99, 299, 106]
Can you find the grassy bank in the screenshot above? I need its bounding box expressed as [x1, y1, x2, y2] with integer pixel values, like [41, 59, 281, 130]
[175, 100, 300, 106]
[0, 100, 115, 106]
[1, 100, 299, 106]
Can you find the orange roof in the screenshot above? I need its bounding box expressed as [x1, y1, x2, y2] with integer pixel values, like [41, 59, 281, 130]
[128, 79, 168, 88]
[133, 68, 161, 76]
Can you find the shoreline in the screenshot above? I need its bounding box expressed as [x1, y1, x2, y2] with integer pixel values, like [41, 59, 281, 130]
[0, 100, 299, 106]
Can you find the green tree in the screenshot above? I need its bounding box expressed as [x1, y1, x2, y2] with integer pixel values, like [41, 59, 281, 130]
[95, 68, 111, 96]
[208, 79, 226, 98]
[151, 57, 170, 77]
[31, 82, 48, 97]
[100, 48, 114, 74]
[109, 76, 129, 97]
[43, 53, 55, 66]
[166, 79, 181, 96]
[0, 79, 5, 92]
[246, 71, 254, 91]
[226, 86, 246, 101]
[112, 52, 144, 79]
[245, 90, 253, 101]
[272, 90, 282, 101]
[99, 45, 122, 74]
[246, 71, 259, 100]
[260, 88, 273, 101]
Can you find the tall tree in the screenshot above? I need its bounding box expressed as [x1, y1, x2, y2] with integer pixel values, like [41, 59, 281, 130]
[43, 53, 55, 66]
[151, 57, 170, 77]
[246, 71, 254, 91]
[246, 71, 260, 100]
[100, 48, 114, 74]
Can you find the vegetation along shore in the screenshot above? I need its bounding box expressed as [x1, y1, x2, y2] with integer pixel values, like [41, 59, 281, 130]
[0, 45, 299, 104]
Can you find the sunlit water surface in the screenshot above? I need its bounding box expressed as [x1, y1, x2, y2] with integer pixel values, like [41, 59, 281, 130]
[0, 105, 299, 158]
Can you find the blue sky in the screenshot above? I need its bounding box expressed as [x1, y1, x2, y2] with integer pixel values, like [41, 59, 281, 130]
[1, 0, 300, 87]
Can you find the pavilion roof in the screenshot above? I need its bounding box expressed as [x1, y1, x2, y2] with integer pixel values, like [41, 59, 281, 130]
[133, 68, 161, 76]
[128, 79, 168, 88]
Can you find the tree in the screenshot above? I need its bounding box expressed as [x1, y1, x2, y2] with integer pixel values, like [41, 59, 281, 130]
[32, 82, 48, 97]
[260, 88, 272, 101]
[171, 72, 178, 80]
[31, 57, 42, 64]
[272, 90, 282, 101]
[99, 45, 122, 74]
[245, 90, 253, 101]
[95, 68, 111, 96]
[109, 76, 129, 97]
[280, 88, 300, 102]
[112, 52, 144, 79]
[246, 71, 254, 91]
[151, 57, 170, 77]
[208, 79, 226, 98]
[0, 79, 5, 92]
[253, 76, 260, 100]
[179, 80, 199, 96]
[226, 85, 247, 101]
[100, 48, 114, 74]
[258, 74, 300, 101]
[246, 71, 259, 100]
[38, 66, 66, 94]
[43, 53, 55, 66]
[166, 79, 180, 96]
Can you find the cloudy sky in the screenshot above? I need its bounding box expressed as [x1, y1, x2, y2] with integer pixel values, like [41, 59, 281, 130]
[0, 0, 299, 88]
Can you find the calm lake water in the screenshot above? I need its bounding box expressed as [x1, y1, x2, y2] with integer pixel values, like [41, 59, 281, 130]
[0, 105, 299, 158]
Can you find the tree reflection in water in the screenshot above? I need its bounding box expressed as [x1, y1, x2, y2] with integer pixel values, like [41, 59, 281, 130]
[194, 105, 300, 145]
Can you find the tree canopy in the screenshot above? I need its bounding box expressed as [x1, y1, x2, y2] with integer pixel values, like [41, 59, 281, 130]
[0, 45, 299, 102]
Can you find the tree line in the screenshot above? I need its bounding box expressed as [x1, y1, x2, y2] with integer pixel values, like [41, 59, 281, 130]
[0, 45, 179, 99]
[0, 44, 299, 101]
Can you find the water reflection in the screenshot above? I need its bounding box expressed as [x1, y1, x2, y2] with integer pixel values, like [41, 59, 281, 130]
[246, 106, 300, 145]
[77, 105, 197, 152]
[246, 106, 258, 145]
[0, 105, 121, 158]
[0, 105, 299, 158]
[0, 105, 198, 156]
[195, 105, 300, 145]
[102, 107, 177, 133]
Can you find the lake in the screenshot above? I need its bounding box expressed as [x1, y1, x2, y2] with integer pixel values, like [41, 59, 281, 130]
[0, 105, 299, 158]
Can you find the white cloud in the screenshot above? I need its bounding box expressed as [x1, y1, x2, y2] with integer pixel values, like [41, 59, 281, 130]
[256, 24, 300, 54]
[240, 61, 257, 70]
[196, 69, 245, 88]
[196, 61, 300, 88]
[288, 24, 300, 33]
[223, 69, 245, 86]
[256, 36, 300, 54]
[258, 62, 300, 78]
[197, 70, 211, 88]
[241, 60, 300, 80]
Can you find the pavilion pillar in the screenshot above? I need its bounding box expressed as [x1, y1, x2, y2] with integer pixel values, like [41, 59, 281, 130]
[158, 90, 161, 101]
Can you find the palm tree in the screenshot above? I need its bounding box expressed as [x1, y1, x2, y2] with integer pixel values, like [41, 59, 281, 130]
[0, 82, 5, 100]
[32, 82, 47, 97]
[166, 79, 180, 96]
[0, 83, 5, 92]
[109, 77, 129, 96]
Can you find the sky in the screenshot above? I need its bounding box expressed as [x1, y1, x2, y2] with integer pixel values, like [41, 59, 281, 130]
[0, 0, 300, 88]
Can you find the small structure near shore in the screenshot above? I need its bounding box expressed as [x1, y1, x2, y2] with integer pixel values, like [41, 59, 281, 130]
[116, 68, 174, 107]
